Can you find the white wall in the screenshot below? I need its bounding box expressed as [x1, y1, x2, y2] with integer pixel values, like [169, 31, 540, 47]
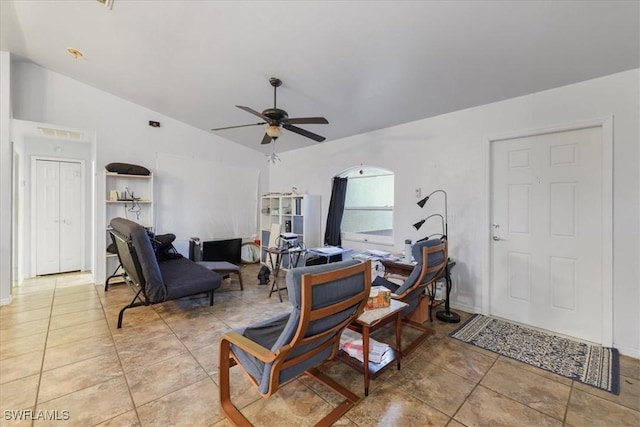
[271, 69, 640, 357]
[0, 51, 12, 305]
[7, 58, 638, 356]
[11, 61, 270, 283]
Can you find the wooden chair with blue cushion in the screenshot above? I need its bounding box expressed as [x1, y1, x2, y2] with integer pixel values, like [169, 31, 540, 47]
[374, 238, 448, 356]
[219, 259, 371, 426]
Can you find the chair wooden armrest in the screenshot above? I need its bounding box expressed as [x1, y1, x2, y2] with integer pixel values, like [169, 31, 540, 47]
[221, 332, 277, 363]
[391, 288, 414, 299]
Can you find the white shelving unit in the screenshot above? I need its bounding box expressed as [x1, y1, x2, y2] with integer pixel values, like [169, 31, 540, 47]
[104, 171, 154, 282]
[260, 194, 321, 269]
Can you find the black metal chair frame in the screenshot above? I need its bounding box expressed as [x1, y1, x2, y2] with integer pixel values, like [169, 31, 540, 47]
[108, 228, 214, 328]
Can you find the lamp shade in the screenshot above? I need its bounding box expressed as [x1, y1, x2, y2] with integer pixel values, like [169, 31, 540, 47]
[266, 125, 282, 138]
[412, 213, 445, 234]
[417, 196, 429, 208]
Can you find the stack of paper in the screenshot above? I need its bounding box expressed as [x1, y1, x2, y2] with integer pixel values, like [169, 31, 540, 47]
[311, 246, 343, 255]
[365, 249, 391, 257]
[339, 329, 390, 364]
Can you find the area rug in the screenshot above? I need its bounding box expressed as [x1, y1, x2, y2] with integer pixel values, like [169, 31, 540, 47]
[450, 314, 619, 394]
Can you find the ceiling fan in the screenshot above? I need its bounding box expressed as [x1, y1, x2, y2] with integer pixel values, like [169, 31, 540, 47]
[211, 77, 329, 145]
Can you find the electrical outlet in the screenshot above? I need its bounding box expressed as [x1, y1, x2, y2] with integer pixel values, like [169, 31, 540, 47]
[415, 187, 421, 198]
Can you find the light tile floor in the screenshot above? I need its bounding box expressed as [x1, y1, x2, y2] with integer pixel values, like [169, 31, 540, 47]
[1, 265, 638, 426]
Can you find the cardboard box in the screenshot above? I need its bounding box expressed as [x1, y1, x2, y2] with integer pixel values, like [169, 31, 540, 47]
[366, 286, 391, 310]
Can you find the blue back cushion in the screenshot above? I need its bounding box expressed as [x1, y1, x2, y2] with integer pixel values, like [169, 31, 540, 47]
[234, 259, 364, 394]
[110, 217, 166, 302]
[393, 239, 445, 295]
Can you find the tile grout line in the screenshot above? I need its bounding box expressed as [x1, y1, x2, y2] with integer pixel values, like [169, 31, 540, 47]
[98, 282, 145, 426]
[30, 277, 57, 427]
[458, 355, 572, 424]
[34, 278, 126, 425]
[562, 382, 575, 426]
[103, 292, 221, 423]
[447, 349, 500, 424]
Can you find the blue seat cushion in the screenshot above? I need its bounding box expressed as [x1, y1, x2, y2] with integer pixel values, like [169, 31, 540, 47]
[159, 258, 222, 300]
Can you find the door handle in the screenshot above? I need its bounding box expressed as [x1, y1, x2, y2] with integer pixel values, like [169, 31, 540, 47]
[492, 235, 501, 241]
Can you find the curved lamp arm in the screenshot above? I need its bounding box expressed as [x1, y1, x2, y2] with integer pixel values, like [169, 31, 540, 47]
[412, 213, 445, 236]
[416, 189, 448, 238]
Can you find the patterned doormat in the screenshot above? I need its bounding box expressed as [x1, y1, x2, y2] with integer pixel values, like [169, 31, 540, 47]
[450, 314, 619, 394]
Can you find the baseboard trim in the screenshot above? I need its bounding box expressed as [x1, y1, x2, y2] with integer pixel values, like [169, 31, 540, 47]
[449, 301, 479, 315]
[615, 344, 640, 359]
[0, 295, 13, 306]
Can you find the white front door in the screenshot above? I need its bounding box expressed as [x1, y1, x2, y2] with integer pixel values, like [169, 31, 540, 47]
[490, 126, 606, 344]
[35, 160, 83, 275]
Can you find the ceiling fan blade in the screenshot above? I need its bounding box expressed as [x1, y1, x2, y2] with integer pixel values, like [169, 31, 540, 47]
[285, 117, 329, 125]
[237, 105, 271, 121]
[260, 133, 272, 145]
[211, 122, 265, 131]
[282, 124, 326, 142]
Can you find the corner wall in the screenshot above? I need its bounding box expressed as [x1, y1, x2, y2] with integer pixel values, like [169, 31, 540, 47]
[270, 69, 640, 357]
[0, 51, 12, 305]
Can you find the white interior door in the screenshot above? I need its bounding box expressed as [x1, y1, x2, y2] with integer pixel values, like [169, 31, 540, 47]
[59, 162, 82, 272]
[490, 126, 605, 344]
[35, 160, 82, 275]
[36, 160, 61, 275]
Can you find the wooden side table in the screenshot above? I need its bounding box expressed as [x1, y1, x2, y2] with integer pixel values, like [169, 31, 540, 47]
[379, 258, 414, 277]
[337, 299, 408, 396]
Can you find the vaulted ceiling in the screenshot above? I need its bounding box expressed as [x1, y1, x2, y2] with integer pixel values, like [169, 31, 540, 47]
[1, 1, 638, 154]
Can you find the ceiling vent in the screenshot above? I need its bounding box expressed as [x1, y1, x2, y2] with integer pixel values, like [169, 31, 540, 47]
[38, 127, 84, 141]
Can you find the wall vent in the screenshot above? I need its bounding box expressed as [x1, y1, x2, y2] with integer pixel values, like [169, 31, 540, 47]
[38, 127, 84, 140]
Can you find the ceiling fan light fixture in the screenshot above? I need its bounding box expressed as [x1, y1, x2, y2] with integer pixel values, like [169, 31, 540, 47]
[266, 125, 282, 138]
[96, 0, 114, 9]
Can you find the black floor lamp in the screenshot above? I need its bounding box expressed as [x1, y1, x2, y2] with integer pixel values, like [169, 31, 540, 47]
[416, 190, 460, 323]
[412, 213, 444, 235]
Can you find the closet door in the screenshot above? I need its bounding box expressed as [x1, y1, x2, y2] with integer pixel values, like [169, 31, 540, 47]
[35, 160, 83, 275]
[36, 160, 61, 275]
[59, 162, 82, 272]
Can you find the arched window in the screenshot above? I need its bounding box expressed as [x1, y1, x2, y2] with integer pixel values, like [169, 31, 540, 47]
[339, 166, 394, 245]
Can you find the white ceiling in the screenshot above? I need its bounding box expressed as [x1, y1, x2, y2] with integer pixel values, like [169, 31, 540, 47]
[1, 1, 638, 154]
